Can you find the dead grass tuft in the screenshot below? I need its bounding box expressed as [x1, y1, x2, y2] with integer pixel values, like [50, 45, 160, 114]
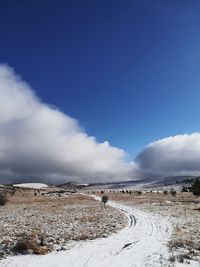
[12, 234, 49, 255]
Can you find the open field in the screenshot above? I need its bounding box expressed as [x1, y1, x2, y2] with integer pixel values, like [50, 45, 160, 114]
[95, 191, 200, 265]
[1, 187, 199, 266]
[0, 190, 126, 259]
[0, 198, 172, 267]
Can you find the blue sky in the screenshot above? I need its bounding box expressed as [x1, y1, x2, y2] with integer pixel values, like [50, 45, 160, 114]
[1, 0, 200, 158]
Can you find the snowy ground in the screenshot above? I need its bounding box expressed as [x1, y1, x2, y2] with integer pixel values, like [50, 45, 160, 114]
[132, 201, 200, 266]
[13, 183, 48, 189]
[0, 193, 126, 259]
[0, 197, 172, 267]
[102, 192, 200, 266]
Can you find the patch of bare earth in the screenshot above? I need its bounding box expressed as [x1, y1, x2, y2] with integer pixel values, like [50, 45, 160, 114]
[0, 191, 127, 259]
[97, 191, 200, 265]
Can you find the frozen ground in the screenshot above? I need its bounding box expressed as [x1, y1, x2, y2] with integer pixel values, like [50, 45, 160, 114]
[0, 197, 172, 267]
[104, 191, 200, 266]
[0, 193, 126, 258]
[133, 201, 200, 266]
[13, 183, 48, 189]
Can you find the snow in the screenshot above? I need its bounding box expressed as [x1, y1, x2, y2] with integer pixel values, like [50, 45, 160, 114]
[0, 196, 173, 267]
[175, 261, 200, 267]
[13, 183, 48, 189]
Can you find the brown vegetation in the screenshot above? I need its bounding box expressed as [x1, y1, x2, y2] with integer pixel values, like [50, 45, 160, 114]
[0, 190, 127, 258]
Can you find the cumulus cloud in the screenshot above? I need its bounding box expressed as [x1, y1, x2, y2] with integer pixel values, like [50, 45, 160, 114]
[0, 64, 134, 184]
[136, 133, 200, 178]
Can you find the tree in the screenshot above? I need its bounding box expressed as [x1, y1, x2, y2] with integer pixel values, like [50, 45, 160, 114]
[191, 179, 200, 196]
[163, 191, 168, 196]
[101, 195, 108, 206]
[181, 187, 189, 192]
[0, 193, 7, 205]
[170, 188, 176, 197]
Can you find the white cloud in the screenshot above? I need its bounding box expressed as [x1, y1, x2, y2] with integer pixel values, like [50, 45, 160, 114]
[0, 64, 133, 184]
[1, 64, 200, 185]
[136, 133, 200, 178]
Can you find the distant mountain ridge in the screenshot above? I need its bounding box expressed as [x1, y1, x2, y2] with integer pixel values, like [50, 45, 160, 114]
[70, 175, 200, 190]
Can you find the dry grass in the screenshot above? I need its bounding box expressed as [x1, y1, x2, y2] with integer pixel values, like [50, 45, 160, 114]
[96, 191, 198, 204]
[0, 190, 127, 258]
[7, 192, 96, 206]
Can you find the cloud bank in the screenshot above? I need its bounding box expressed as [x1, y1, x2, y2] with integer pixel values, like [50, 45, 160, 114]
[0, 64, 133, 184]
[1, 64, 200, 184]
[136, 133, 200, 178]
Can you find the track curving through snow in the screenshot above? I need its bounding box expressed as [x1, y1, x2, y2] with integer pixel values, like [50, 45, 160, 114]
[0, 197, 172, 267]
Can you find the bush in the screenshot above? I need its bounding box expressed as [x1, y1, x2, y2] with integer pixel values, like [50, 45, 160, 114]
[170, 188, 176, 197]
[101, 195, 108, 206]
[13, 240, 29, 253]
[163, 191, 168, 196]
[181, 187, 190, 192]
[0, 193, 7, 205]
[13, 235, 49, 255]
[191, 179, 200, 196]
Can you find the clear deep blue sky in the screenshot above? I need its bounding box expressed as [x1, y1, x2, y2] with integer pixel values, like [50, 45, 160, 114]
[1, 1, 200, 157]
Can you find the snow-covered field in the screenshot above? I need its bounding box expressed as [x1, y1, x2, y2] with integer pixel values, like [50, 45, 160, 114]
[0, 193, 126, 260]
[13, 183, 48, 189]
[1, 191, 199, 267]
[0, 197, 172, 267]
[133, 201, 200, 266]
[103, 191, 200, 266]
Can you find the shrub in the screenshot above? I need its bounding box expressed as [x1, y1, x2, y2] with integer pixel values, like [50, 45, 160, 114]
[13, 235, 49, 255]
[163, 191, 168, 196]
[181, 187, 190, 192]
[101, 195, 108, 206]
[169, 256, 175, 262]
[170, 188, 176, 197]
[13, 240, 29, 253]
[0, 193, 7, 205]
[191, 179, 200, 196]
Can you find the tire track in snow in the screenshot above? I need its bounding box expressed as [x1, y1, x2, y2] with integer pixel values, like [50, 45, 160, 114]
[0, 197, 172, 267]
